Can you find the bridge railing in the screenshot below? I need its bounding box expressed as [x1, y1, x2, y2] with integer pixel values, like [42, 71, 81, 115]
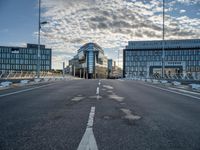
[125, 73, 200, 81]
[0, 70, 66, 79]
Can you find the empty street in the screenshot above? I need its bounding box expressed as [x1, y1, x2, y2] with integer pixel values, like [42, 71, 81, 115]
[0, 79, 200, 150]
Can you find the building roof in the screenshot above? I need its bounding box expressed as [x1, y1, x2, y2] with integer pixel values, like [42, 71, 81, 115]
[126, 39, 200, 50]
[0, 43, 50, 50]
[77, 42, 104, 54]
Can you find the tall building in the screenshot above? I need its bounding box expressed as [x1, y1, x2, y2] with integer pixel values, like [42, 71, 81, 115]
[108, 59, 113, 78]
[123, 39, 200, 79]
[69, 43, 108, 79]
[107, 59, 122, 78]
[0, 43, 52, 72]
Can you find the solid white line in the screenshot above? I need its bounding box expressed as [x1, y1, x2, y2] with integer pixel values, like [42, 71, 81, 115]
[143, 83, 200, 100]
[0, 83, 56, 98]
[168, 87, 200, 95]
[77, 106, 98, 150]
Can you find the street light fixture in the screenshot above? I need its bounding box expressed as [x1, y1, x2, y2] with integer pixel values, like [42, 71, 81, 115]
[118, 49, 120, 68]
[161, 0, 165, 78]
[37, 0, 47, 78]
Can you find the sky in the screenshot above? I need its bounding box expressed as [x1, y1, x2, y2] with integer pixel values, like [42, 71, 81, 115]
[0, 0, 200, 69]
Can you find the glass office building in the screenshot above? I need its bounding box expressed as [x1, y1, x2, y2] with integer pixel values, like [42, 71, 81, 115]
[0, 43, 51, 72]
[69, 43, 108, 79]
[108, 59, 113, 78]
[123, 39, 200, 79]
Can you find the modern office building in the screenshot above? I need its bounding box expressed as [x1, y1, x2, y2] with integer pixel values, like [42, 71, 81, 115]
[69, 42, 108, 79]
[123, 39, 200, 79]
[107, 59, 122, 78]
[0, 43, 52, 72]
[108, 59, 114, 78]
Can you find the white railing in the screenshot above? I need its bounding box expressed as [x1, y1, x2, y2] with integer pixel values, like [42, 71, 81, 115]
[0, 70, 67, 79]
[125, 72, 200, 81]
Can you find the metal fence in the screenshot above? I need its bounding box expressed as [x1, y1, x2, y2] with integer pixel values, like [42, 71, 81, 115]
[125, 73, 200, 81]
[0, 70, 64, 79]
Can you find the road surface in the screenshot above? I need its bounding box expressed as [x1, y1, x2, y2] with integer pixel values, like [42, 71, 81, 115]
[0, 79, 200, 150]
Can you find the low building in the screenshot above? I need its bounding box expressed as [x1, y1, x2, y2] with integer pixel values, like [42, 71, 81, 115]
[0, 43, 51, 74]
[69, 43, 108, 79]
[123, 39, 200, 79]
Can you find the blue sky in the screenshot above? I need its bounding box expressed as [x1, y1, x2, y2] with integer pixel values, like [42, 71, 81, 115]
[0, 0, 38, 46]
[0, 0, 200, 69]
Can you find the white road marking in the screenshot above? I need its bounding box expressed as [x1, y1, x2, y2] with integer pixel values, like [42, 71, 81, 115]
[87, 107, 95, 127]
[143, 83, 200, 100]
[102, 85, 114, 90]
[168, 87, 200, 95]
[96, 87, 99, 95]
[0, 83, 56, 98]
[77, 106, 98, 150]
[71, 96, 84, 101]
[109, 94, 124, 102]
[121, 108, 141, 120]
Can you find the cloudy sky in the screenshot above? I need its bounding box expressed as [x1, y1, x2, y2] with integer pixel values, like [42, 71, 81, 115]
[0, 0, 200, 69]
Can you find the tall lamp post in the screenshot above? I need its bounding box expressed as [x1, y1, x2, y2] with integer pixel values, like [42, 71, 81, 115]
[161, 0, 165, 78]
[37, 0, 47, 78]
[118, 49, 120, 68]
[37, 0, 41, 78]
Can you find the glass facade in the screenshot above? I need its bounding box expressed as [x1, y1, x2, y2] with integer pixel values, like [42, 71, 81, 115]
[87, 44, 95, 74]
[123, 39, 200, 79]
[69, 43, 108, 79]
[0, 44, 51, 72]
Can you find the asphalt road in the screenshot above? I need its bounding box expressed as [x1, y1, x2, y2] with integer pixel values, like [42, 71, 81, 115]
[0, 79, 200, 150]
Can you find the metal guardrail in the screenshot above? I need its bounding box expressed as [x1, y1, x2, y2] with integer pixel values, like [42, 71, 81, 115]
[0, 73, 79, 89]
[123, 77, 200, 90]
[124, 75, 200, 85]
[0, 71, 66, 79]
[125, 73, 200, 81]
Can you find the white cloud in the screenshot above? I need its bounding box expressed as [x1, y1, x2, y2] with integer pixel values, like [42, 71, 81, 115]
[180, 9, 186, 13]
[177, 0, 199, 5]
[38, 0, 200, 69]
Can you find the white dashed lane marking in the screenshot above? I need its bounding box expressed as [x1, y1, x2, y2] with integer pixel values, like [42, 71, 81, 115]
[77, 106, 98, 150]
[96, 87, 99, 95]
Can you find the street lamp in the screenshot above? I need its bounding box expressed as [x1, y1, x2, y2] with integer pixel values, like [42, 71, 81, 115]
[37, 0, 47, 78]
[118, 49, 120, 68]
[161, 0, 165, 78]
